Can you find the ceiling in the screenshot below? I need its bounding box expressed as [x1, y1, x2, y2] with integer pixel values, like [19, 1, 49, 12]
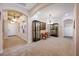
[8, 10, 22, 17]
[6, 3, 74, 21]
[7, 10, 23, 21]
[7, 3, 38, 21]
[18, 3, 37, 11]
[40, 3, 74, 19]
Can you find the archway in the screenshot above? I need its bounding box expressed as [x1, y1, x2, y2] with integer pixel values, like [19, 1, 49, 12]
[3, 10, 28, 49]
[64, 19, 74, 38]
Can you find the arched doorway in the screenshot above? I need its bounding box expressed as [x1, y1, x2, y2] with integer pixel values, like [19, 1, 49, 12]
[64, 19, 74, 38]
[3, 10, 28, 49]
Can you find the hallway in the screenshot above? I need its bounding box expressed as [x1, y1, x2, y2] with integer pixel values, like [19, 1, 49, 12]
[3, 36, 27, 49]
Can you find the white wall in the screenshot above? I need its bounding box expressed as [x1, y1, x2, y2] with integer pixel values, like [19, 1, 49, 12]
[17, 15, 28, 41]
[64, 22, 73, 37]
[0, 8, 3, 53]
[7, 23, 17, 36]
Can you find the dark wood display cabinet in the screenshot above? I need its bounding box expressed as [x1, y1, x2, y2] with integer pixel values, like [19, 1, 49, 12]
[40, 22, 46, 30]
[50, 23, 58, 37]
[32, 20, 41, 42]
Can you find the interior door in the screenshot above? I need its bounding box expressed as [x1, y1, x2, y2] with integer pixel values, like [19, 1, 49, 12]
[64, 20, 73, 37]
[7, 23, 17, 36]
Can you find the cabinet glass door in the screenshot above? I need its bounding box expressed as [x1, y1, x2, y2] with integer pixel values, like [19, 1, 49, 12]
[36, 22, 40, 40]
[32, 20, 40, 42]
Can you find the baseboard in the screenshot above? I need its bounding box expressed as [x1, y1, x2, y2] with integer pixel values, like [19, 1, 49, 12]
[64, 36, 73, 38]
[8, 35, 16, 37]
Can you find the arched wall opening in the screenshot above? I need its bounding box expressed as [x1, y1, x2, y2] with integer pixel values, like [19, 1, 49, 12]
[63, 19, 74, 38]
[2, 9, 28, 49]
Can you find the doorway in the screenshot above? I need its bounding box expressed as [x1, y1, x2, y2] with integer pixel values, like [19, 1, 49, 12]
[7, 22, 17, 36]
[3, 10, 28, 49]
[64, 19, 74, 38]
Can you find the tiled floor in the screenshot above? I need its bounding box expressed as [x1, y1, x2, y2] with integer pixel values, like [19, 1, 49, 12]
[1, 37, 75, 56]
[3, 36, 27, 49]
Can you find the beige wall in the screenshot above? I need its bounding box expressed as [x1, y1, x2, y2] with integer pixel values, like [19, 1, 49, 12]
[17, 15, 28, 41]
[0, 9, 3, 53]
[0, 18, 3, 53]
[76, 4, 79, 55]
